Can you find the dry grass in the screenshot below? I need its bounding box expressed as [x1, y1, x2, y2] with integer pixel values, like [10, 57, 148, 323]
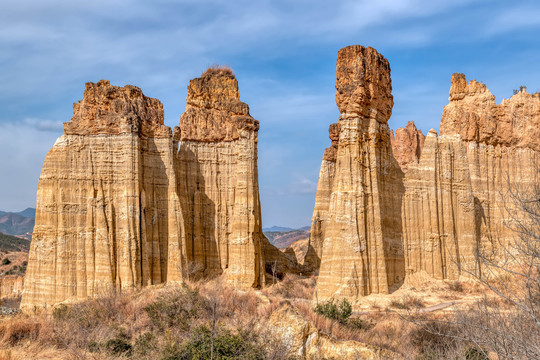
[201, 65, 234, 77]
[262, 274, 316, 300]
[0, 275, 508, 359]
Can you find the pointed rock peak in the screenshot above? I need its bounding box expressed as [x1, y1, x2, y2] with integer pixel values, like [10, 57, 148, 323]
[335, 45, 393, 123]
[179, 67, 258, 142]
[323, 122, 340, 162]
[328, 123, 340, 142]
[391, 120, 426, 172]
[65, 80, 169, 137]
[449, 73, 492, 101]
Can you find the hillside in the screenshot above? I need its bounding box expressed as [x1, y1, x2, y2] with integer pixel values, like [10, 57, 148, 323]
[0, 232, 30, 253]
[264, 228, 310, 249]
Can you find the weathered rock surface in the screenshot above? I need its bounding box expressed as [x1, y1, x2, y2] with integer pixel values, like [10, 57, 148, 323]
[402, 130, 476, 279]
[315, 46, 405, 301]
[391, 121, 425, 172]
[0, 275, 24, 299]
[175, 72, 265, 288]
[440, 74, 540, 151]
[22, 73, 267, 310]
[309, 123, 339, 265]
[267, 304, 395, 359]
[22, 80, 185, 311]
[440, 74, 540, 260]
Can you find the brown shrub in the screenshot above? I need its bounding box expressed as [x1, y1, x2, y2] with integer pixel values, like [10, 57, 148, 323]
[201, 65, 234, 77]
[0, 316, 45, 345]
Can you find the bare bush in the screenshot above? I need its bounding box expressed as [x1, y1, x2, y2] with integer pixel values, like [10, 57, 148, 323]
[201, 65, 234, 77]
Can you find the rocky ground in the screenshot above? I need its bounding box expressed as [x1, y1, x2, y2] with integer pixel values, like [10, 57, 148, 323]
[0, 273, 510, 360]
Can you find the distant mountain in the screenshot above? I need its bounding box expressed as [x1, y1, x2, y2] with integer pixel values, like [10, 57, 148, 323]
[262, 226, 295, 232]
[264, 228, 310, 249]
[16, 208, 36, 218]
[0, 210, 35, 240]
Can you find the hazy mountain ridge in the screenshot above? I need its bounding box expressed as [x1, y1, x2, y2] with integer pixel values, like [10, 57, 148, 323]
[0, 210, 34, 240]
[264, 227, 310, 249]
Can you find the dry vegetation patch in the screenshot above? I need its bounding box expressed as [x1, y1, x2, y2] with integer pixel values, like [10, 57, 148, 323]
[201, 65, 234, 77]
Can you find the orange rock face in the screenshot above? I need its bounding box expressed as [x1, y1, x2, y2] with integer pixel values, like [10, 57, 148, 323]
[391, 121, 425, 172]
[65, 80, 170, 138]
[177, 74, 259, 142]
[441, 73, 540, 151]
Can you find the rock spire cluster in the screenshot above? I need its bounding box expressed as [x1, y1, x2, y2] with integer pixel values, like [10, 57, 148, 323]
[309, 47, 539, 302]
[22, 72, 266, 310]
[21, 45, 540, 309]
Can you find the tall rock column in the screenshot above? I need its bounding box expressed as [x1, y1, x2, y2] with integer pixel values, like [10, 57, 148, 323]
[21, 80, 185, 311]
[175, 69, 265, 288]
[315, 46, 405, 301]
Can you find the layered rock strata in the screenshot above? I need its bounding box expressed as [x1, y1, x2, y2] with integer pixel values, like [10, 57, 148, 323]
[174, 72, 265, 288]
[22, 72, 266, 310]
[308, 123, 339, 268]
[315, 46, 405, 301]
[440, 74, 540, 259]
[391, 121, 425, 172]
[21, 81, 184, 310]
[401, 130, 476, 279]
[0, 275, 24, 299]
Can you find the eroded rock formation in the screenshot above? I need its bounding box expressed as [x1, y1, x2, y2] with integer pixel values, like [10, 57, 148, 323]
[315, 46, 405, 301]
[308, 123, 339, 266]
[21, 81, 184, 310]
[175, 71, 265, 287]
[391, 121, 425, 172]
[22, 72, 266, 310]
[400, 74, 539, 281]
[440, 74, 540, 256]
[0, 275, 24, 299]
[401, 130, 476, 279]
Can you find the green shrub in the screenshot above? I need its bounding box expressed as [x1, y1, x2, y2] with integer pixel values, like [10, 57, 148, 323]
[179, 325, 264, 359]
[105, 337, 132, 356]
[134, 332, 157, 357]
[348, 316, 374, 330]
[465, 346, 489, 360]
[313, 298, 352, 324]
[2, 257, 11, 265]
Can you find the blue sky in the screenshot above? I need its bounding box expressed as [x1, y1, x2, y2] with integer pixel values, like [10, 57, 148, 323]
[1, 0, 539, 228]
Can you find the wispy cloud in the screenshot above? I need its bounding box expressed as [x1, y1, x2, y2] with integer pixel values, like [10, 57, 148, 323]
[1, 0, 539, 226]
